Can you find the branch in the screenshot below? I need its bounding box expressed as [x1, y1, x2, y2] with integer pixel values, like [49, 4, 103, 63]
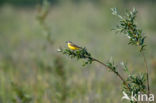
[142, 52, 150, 98]
[92, 57, 130, 90]
[59, 48, 130, 91]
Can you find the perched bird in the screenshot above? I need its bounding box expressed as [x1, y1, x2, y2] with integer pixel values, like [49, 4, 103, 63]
[66, 41, 81, 50]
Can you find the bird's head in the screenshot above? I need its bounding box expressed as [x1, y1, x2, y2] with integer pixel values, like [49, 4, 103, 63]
[65, 41, 72, 44]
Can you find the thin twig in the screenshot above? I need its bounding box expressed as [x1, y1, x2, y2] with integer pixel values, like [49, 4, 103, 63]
[142, 52, 150, 100]
[92, 57, 130, 90]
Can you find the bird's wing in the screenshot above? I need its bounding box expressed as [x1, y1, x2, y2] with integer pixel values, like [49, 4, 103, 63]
[70, 43, 81, 48]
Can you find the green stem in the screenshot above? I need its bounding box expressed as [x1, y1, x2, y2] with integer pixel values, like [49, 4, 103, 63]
[142, 52, 150, 101]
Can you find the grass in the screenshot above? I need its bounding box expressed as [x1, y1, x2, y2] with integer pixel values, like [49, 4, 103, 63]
[0, 1, 156, 103]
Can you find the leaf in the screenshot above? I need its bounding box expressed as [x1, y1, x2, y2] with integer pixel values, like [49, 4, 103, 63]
[111, 8, 118, 15]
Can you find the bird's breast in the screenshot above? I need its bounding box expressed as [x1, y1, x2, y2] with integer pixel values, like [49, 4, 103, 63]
[68, 43, 79, 50]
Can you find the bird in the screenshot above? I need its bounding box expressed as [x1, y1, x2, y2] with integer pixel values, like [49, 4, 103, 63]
[65, 41, 81, 50]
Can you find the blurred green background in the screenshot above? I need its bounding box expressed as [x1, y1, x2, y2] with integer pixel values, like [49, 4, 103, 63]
[0, 0, 156, 103]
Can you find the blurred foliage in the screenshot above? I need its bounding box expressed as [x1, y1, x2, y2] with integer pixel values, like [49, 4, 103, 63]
[0, 0, 156, 103]
[11, 82, 32, 103]
[53, 56, 67, 102]
[36, 0, 68, 102]
[0, 0, 156, 6]
[36, 0, 54, 45]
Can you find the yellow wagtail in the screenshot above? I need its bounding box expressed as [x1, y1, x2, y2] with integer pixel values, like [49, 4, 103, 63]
[66, 41, 81, 50]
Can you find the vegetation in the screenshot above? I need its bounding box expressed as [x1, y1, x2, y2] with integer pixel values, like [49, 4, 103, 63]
[60, 7, 152, 103]
[0, 0, 156, 103]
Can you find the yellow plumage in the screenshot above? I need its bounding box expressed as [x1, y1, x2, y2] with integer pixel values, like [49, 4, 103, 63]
[67, 43, 80, 50]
